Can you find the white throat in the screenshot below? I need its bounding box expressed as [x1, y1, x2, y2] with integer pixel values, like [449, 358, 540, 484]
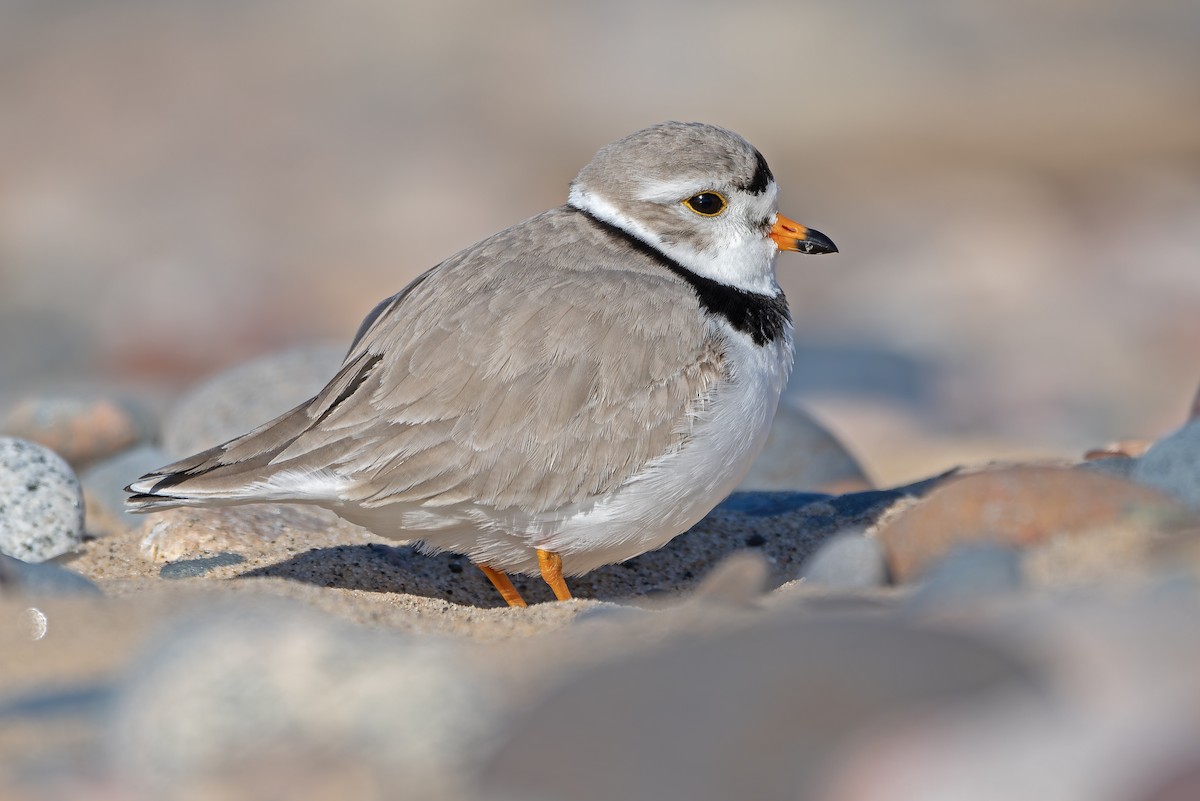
[568, 185, 782, 296]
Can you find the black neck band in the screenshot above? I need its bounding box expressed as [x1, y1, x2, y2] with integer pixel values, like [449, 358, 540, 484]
[570, 205, 790, 346]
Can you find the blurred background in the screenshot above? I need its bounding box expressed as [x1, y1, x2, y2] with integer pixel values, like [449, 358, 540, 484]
[2, 0, 1198, 486]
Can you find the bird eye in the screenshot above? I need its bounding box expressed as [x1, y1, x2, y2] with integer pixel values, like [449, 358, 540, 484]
[683, 192, 727, 217]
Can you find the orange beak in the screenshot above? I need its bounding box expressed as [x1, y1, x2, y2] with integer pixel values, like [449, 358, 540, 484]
[770, 214, 838, 254]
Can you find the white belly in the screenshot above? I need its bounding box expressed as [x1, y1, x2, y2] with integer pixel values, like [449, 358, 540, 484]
[372, 320, 793, 576]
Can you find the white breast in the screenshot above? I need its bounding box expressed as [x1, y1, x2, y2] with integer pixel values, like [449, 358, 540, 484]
[527, 318, 794, 575]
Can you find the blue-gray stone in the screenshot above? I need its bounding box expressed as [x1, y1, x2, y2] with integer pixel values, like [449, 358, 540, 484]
[906, 544, 1024, 612]
[81, 444, 172, 530]
[1132, 421, 1200, 510]
[799, 530, 888, 589]
[0, 553, 102, 597]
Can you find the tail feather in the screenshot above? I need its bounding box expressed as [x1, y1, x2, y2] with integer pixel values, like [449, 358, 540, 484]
[125, 403, 340, 513]
[125, 350, 384, 513]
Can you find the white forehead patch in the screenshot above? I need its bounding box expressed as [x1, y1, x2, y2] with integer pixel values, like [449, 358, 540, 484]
[637, 177, 720, 204]
[637, 178, 780, 212]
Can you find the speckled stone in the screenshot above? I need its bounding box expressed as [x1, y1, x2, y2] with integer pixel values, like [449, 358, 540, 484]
[1133, 421, 1200, 510]
[0, 437, 85, 562]
[1, 394, 152, 469]
[161, 344, 345, 458]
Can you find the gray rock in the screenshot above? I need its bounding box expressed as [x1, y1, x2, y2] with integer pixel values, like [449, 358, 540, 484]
[738, 400, 872, 492]
[906, 544, 1024, 612]
[0, 437, 85, 562]
[0, 553, 102, 597]
[1132, 421, 1200, 509]
[162, 344, 345, 457]
[107, 601, 501, 798]
[81, 444, 172, 531]
[799, 529, 888, 589]
[481, 612, 1034, 801]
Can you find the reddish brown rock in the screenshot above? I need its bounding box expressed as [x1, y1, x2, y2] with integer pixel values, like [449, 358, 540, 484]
[876, 466, 1184, 583]
[2, 396, 149, 468]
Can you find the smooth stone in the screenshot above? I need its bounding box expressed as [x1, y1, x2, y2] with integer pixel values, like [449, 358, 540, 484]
[691, 550, 770, 605]
[107, 601, 500, 797]
[822, 587, 1200, 801]
[738, 400, 872, 493]
[0, 437, 85, 562]
[80, 444, 172, 532]
[0, 553, 102, 597]
[799, 529, 888, 589]
[905, 543, 1024, 611]
[876, 466, 1184, 583]
[162, 344, 345, 458]
[159, 552, 246, 579]
[481, 612, 1034, 801]
[1132, 420, 1200, 510]
[1, 394, 153, 469]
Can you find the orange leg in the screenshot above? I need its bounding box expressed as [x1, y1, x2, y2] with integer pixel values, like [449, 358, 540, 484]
[478, 564, 527, 607]
[537, 549, 573, 601]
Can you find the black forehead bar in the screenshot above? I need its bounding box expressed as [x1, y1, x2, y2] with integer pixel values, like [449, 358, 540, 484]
[741, 149, 774, 195]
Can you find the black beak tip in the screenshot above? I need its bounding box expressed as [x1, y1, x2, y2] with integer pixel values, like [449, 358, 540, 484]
[802, 227, 838, 254]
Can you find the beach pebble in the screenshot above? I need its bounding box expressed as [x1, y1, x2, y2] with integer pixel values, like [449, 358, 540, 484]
[140, 503, 347, 563]
[799, 529, 888, 589]
[876, 466, 1182, 583]
[905, 544, 1023, 611]
[162, 344, 345, 457]
[482, 612, 1032, 801]
[81, 444, 172, 532]
[0, 553, 102, 597]
[1132, 420, 1200, 510]
[108, 601, 501, 798]
[2, 394, 151, 469]
[0, 437, 85, 562]
[738, 401, 872, 493]
[691, 550, 770, 605]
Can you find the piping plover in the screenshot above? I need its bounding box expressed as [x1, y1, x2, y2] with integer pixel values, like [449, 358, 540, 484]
[126, 121, 837, 606]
